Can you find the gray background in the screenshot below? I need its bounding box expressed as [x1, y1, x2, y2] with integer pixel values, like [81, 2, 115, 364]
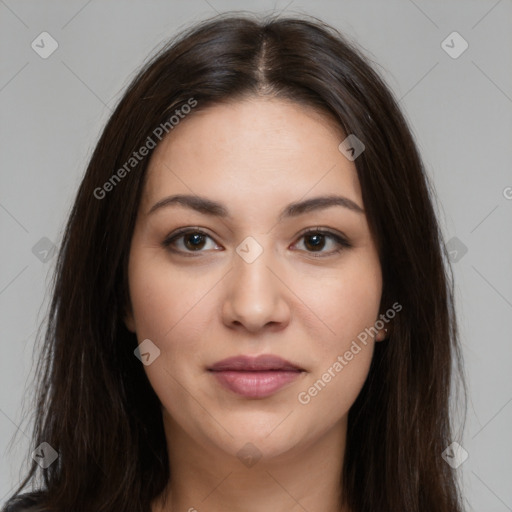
[1, 0, 511, 510]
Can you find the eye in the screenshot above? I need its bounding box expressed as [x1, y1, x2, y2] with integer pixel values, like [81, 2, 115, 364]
[162, 228, 220, 256]
[162, 227, 351, 258]
[292, 228, 351, 257]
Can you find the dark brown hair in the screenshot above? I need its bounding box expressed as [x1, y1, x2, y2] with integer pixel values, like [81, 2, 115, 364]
[3, 12, 465, 512]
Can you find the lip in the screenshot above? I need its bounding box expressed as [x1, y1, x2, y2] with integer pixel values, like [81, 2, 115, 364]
[208, 355, 305, 398]
[209, 354, 303, 372]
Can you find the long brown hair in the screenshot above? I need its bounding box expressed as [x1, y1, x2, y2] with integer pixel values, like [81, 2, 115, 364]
[3, 12, 466, 512]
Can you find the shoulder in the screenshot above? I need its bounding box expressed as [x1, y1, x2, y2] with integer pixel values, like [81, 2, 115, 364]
[2, 492, 45, 512]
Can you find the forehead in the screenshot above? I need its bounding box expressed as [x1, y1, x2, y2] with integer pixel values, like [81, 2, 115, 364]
[141, 97, 362, 216]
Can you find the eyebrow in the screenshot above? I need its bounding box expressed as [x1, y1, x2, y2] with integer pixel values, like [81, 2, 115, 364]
[148, 193, 365, 219]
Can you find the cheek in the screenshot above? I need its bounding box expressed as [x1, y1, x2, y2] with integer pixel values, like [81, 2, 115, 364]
[127, 253, 213, 422]
[301, 253, 382, 352]
[296, 291, 377, 428]
[295, 255, 381, 414]
[297, 345, 373, 434]
[127, 248, 218, 378]
[128, 249, 211, 341]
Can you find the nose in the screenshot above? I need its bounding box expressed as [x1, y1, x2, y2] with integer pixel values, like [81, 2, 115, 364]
[221, 244, 291, 333]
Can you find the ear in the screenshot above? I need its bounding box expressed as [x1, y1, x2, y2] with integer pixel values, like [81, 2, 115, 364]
[375, 326, 389, 342]
[375, 299, 393, 342]
[375, 310, 392, 342]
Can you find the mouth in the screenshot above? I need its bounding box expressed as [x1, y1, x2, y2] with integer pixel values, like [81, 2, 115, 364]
[208, 354, 305, 399]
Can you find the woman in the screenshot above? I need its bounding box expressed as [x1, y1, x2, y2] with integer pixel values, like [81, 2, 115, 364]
[3, 12, 466, 512]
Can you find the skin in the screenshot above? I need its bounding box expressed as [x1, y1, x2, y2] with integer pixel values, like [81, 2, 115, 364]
[124, 96, 387, 512]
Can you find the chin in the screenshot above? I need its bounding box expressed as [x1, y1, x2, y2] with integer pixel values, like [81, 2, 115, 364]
[199, 413, 316, 462]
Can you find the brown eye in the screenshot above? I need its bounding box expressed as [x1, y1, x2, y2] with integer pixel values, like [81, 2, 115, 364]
[162, 229, 220, 255]
[183, 232, 207, 251]
[294, 229, 351, 257]
[303, 233, 327, 251]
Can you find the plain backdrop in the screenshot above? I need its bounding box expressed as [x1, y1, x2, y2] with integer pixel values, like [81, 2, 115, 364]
[1, 1, 511, 510]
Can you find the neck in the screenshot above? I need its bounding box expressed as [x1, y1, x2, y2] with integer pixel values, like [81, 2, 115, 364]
[152, 412, 350, 512]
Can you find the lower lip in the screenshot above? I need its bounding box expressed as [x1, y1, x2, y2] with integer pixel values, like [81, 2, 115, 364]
[210, 370, 302, 398]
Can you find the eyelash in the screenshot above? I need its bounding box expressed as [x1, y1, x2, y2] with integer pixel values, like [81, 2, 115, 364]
[161, 227, 352, 258]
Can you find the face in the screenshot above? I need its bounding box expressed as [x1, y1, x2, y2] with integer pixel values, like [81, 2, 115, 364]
[124, 96, 384, 463]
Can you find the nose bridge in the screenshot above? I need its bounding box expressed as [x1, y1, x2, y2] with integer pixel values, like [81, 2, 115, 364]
[222, 235, 289, 331]
[234, 236, 273, 290]
[232, 234, 278, 302]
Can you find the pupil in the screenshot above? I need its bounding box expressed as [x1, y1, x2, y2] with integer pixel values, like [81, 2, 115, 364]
[185, 233, 205, 250]
[305, 234, 324, 251]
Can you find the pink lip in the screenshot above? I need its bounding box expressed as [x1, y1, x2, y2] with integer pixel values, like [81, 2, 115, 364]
[208, 355, 304, 398]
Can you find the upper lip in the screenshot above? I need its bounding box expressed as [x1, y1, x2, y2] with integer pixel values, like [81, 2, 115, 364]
[208, 354, 304, 372]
